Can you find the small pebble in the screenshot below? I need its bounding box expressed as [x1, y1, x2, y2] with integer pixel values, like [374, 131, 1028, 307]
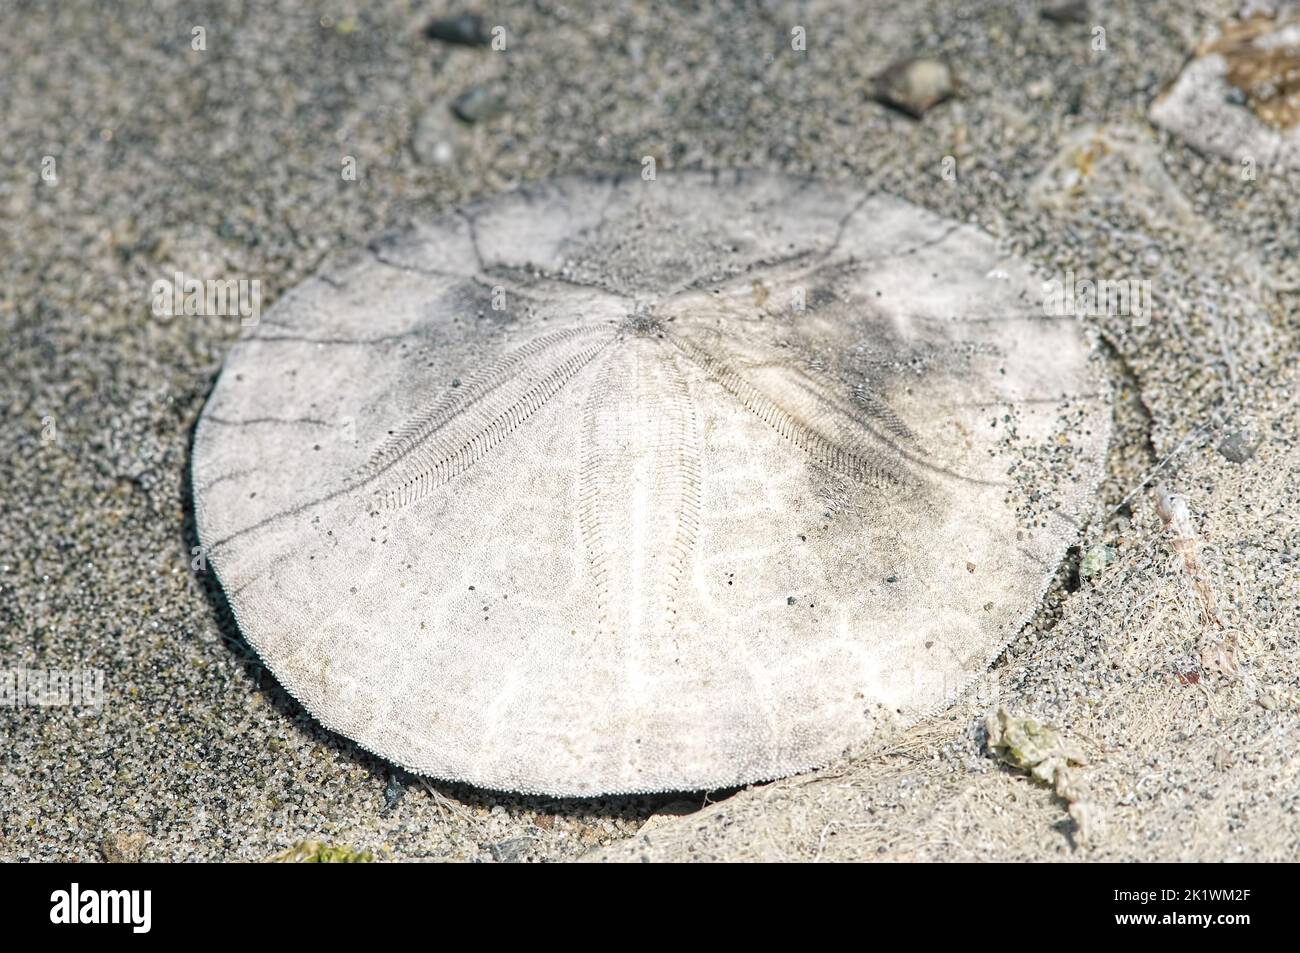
[1218, 429, 1260, 463]
[383, 772, 406, 812]
[101, 831, 147, 863]
[489, 836, 531, 862]
[451, 86, 507, 124]
[1041, 0, 1089, 25]
[412, 104, 460, 165]
[424, 14, 490, 47]
[872, 58, 954, 119]
[1026, 77, 1054, 100]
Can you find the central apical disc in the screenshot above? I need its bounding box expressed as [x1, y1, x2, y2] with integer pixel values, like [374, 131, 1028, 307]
[192, 173, 1108, 795]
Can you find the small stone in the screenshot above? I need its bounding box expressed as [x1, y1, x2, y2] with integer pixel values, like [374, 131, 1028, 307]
[382, 771, 406, 812]
[101, 830, 147, 863]
[1218, 429, 1260, 463]
[1042, 0, 1089, 25]
[1026, 77, 1055, 100]
[872, 58, 955, 118]
[786, 595, 797, 605]
[489, 836, 532, 862]
[424, 14, 490, 47]
[451, 86, 507, 124]
[412, 105, 460, 165]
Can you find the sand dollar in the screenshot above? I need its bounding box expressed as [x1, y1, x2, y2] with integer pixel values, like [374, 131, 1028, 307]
[192, 172, 1109, 795]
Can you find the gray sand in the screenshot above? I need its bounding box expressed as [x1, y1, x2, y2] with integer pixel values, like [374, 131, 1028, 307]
[2, 0, 1296, 862]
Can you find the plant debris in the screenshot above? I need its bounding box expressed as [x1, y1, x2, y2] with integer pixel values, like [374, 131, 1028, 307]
[267, 841, 374, 863]
[1080, 543, 1115, 580]
[1155, 483, 1218, 625]
[1206, 14, 1300, 130]
[985, 707, 1086, 784]
[985, 707, 1098, 846]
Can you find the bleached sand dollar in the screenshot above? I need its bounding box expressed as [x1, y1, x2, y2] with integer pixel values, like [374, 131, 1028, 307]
[1150, 9, 1300, 170]
[192, 172, 1109, 795]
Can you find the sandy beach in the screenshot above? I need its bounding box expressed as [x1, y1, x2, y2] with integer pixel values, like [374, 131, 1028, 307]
[1, 0, 1296, 862]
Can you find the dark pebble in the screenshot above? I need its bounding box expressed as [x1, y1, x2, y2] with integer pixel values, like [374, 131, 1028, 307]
[451, 86, 507, 124]
[382, 771, 406, 813]
[425, 14, 490, 47]
[1218, 430, 1260, 463]
[1042, 0, 1089, 24]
